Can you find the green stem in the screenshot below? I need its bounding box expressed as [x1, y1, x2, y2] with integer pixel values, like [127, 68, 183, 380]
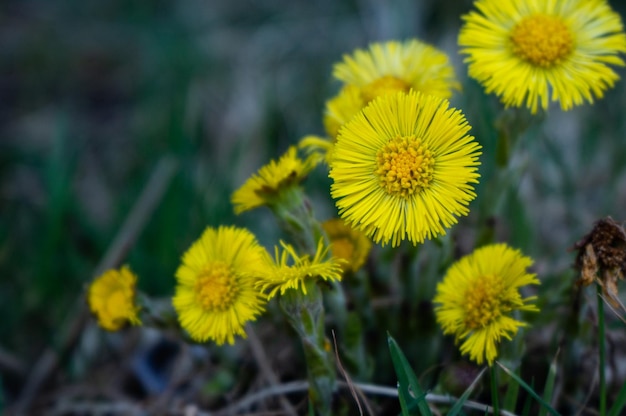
[279, 281, 335, 415]
[491, 364, 500, 415]
[270, 185, 352, 414]
[598, 284, 606, 416]
[271, 186, 324, 255]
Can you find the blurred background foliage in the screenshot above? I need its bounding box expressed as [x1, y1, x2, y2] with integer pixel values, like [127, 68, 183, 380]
[2, 0, 626, 414]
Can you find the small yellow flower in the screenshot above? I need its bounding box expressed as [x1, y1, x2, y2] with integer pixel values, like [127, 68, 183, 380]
[322, 218, 372, 273]
[259, 239, 344, 299]
[333, 39, 460, 103]
[232, 146, 319, 214]
[434, 244, 540, 365]
[330, 91, 481, 247]
[172, 226, 270, 345]
[459, 0, 626, 113]
[88, 266, 141, 331]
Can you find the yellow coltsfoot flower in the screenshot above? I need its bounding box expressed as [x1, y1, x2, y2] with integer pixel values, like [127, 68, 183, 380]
[259, 239, 344, 299]
[322, 218, 372, 274]
[329, 91, 481, 247]
[172, 226, 270, 345]
[459, 0, 626, 113]
[434, 244, 540, 365]
[333, 39, 460, 103]
[231, 146, 319, 215]
[301, 39, 460, 165]
[88, 266, 141, 331]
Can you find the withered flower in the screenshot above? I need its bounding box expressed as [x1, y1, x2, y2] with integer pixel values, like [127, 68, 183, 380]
[573, 217, 626, 308]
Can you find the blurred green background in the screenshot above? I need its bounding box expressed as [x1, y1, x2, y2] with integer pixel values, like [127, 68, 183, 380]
[3, 0, 626, 413]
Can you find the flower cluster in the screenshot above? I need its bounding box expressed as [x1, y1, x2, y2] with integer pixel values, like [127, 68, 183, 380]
[170, 226, 344, 345]
[300, 38, 461, 163]
[84, 1, 626, 411]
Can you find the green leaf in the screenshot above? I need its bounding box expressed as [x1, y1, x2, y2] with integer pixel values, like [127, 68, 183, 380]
[608, 379, 626, 416]
[387, 333, 432, 416]
[539, 351, 559, 416]
[502, 369, 520, 412]
[521, 388, 533, 416]
[496, 361, 560, 416]
[447, 367, 487, 416]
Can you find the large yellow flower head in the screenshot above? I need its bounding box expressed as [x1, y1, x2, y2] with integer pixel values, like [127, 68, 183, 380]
[329, 91, 481, 247]
[333, 39, 461, 103]
[459, 0, 626, 113]
[88, 266, 141, 331]
[172, 226, 270, 345]
[322, 218, 372, 273]
[259, 239, 344, 299]
[434, 244, 540, 365]
[231, 146, 319, 215]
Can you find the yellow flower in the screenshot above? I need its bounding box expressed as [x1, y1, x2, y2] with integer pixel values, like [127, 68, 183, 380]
[88, 266, 141, 331]
[333, 39, 460, 103]
[232, 146, 319, 214]
[172, 226, 270, 345]
[322, 218, 372, 273]
[434, 244, 540, 365]
[459, 0, 626, 113]
[329, 91, 481, 247]
[302, 40, 459, 165]
[259, 239, 344, 299]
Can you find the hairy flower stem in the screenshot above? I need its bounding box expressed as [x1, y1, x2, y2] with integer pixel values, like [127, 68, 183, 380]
[272, 186, 324, 255]
[273, 187, 338, 414]
[279, 281, 335, 415]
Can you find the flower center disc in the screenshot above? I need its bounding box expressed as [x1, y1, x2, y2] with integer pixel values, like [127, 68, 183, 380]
[195, 262, 238, 311]
[510, 14, 573, 68]
[362, 75, 411, 103]
[375, 135, 434, 198]
[463, 274, 506, 329]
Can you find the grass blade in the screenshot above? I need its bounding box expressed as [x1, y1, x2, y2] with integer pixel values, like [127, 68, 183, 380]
[503, 369, 520, 412]
[447, 367, 487, 416]
[521, 381, 534, 416]
[539, 350, 559, 416]
[496, 361, 560, 416]
[387, 333, 432, 416]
